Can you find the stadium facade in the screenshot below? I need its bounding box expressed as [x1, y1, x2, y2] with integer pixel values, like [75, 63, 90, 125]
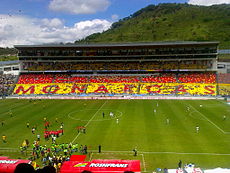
[15, 42, 218, 72]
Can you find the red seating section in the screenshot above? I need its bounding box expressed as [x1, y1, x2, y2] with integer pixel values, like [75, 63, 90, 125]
[18, 74, 54, 84]
[17, 73, 216, 84]
[218, 73, 230, 84]
[142, 74, 176, 83]
[178, 73, 216, 83]
[89, 76, 140, 83]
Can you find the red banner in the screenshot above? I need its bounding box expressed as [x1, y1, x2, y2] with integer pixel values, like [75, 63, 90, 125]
[0, 159, 31, 173]
[60, 159, 141, 173]
[70, 155, 86, 162]
[0, 157, 9, 160]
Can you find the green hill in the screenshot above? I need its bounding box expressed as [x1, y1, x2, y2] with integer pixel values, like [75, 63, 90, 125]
[0, 47, 18, 61]
[0, 47, 17, 55]
[76, 3, 230, 49]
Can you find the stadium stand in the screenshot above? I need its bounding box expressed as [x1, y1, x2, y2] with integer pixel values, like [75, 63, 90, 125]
[18, 74, 54, 84]
[23, 61, 212, 71]
[13, 73, 217, 96]
[218, 73, 230, 83]
[141, 74, 177, 83]
[178, 73, 216, 83]
[218, 73, 230, 96]
[0, 74, 17, 96]
[11, 42, 224, 97]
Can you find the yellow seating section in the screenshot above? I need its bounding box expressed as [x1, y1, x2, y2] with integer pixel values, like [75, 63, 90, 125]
[140, 83, 216, 95]
[218, 84, 230, 96]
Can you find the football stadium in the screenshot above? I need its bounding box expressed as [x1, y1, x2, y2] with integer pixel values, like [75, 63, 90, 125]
[1, 42, 230, 173]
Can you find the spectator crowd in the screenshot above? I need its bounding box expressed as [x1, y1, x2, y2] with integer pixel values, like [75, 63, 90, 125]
[0, 74, 17, 96]
[14, 73, 218, 96]
[22, 61, 212, 71]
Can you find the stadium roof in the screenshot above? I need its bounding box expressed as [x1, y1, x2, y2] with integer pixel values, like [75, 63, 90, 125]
[14, 41, 219, 48]
[218, 49, 230, 54]
[0, 60, 19, 66]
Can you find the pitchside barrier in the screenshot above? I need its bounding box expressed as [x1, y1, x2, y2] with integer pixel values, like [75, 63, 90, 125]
[0, 155, 141, 173]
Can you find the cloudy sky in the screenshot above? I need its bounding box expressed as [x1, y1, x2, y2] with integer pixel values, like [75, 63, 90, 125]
[0, 0, 230, 47]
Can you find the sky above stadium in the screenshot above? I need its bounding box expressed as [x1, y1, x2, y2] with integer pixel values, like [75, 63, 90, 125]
[0, 0, 230, 47]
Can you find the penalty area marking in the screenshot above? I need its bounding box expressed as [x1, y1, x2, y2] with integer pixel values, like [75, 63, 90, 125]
[71, 100, 108, 143]
[188, 110, 206, 121]
[141, 154, 147, 172]
[89, 152, 94, 161]
[188, 104, 230, 134]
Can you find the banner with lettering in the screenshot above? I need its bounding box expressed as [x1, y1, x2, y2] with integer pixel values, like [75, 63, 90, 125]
[60, 159, 141, 173]
[0, 159, 31, 173]
[14, 83, 217, 96]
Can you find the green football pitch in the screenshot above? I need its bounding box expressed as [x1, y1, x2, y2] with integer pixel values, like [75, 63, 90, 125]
[0, 99, 230, 172]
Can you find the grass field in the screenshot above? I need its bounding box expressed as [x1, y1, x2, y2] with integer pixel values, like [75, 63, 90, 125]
[0, 98, 230, 172]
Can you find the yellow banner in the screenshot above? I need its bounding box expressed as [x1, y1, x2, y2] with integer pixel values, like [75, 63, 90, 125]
[14, 83, 217, 96]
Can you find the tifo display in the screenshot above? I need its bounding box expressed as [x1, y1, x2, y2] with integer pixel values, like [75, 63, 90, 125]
[13, 73, 217, 96]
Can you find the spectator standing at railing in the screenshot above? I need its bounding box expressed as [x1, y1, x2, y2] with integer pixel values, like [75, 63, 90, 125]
[133, 148, 137, 156]
[178, 160, 182, 168]
[98, 145, 101, 153]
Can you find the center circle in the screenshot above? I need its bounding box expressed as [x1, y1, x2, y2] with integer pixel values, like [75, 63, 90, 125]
[68, 109, 123, 121]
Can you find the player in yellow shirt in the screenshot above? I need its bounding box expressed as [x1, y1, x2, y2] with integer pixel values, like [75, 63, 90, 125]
[26, 122, 30, 128]
[2, 135, 6, 143]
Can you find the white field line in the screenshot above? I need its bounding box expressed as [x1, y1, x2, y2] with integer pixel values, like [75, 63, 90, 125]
[188, 110, 206, 121]
[68, 109, 123, 122]
[2, 147, 230, 156]
[89, 150, 230, 156]
[87, 150, 230, 173]
[141, 151, 230, 156]
[71, 101, 108, 143]
[93, 152, 133, 156]
[89, 152, 94, 161]
[141, 154, 147, 172]
[1, 148, 230, 156]
[188, 104, 230, 134]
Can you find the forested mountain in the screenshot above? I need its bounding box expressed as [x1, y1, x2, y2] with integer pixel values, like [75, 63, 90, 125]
[76, 3, 230, 48]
